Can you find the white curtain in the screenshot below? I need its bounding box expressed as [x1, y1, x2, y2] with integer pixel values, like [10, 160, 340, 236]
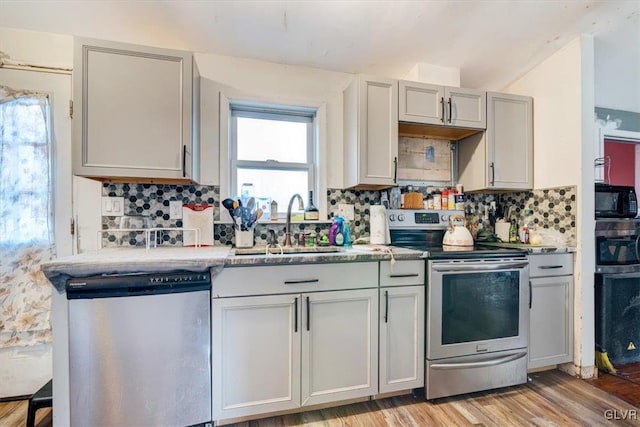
[0, 85, 56, 348]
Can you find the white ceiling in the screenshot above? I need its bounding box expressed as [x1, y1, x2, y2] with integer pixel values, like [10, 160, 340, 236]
[1, 0, 638, 89]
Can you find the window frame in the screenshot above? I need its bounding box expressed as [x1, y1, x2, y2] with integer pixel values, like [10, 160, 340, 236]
[229, 107, 316, 203]
[220, 94, 327, 222]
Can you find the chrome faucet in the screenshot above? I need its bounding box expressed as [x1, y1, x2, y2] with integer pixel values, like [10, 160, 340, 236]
[285, 193, 304, 246]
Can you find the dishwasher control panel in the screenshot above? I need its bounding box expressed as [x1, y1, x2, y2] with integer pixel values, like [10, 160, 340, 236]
[66, 271, 211, 299]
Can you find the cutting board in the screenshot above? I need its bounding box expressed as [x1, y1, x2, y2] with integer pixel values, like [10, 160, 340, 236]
[182, 204, 214, 246]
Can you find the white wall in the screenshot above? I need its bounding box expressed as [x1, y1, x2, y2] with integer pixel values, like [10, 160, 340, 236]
[503, 36, 596, 377]
[594, 23, 640, 113]
[194, 53, 352, 189]
[403, 62, 460, 87]
[0, 27, 72, 68]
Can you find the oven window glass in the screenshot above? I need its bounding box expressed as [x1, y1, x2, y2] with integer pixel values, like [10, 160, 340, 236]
[441, 271, 520, 344]
[596, 236, 640, 265]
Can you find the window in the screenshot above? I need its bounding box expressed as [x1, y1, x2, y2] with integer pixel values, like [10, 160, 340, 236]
[0, 90, 52, 244]
[230, 103, 317, 218]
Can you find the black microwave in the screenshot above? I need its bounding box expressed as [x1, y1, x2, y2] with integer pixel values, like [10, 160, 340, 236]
[595, 184, 638, 218]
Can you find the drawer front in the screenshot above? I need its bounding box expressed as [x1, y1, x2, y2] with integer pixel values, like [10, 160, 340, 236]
[529, 253, 573, 277]
[380, 260, 425, 287]
[213, 262, 378, 297]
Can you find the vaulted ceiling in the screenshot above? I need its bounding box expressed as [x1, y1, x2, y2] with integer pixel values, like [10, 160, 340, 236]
[1, 0, 638, 89]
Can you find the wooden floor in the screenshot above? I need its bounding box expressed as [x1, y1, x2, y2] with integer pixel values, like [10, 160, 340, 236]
[588, 362, 640, 409]
[1, 370, 638, 427]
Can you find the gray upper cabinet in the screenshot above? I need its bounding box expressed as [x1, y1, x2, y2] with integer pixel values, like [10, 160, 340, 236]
[457, 92, 533, 191]
[73, 37, 199, 181]
[344, 75, 398, 189]
[399, 81, 486, 129]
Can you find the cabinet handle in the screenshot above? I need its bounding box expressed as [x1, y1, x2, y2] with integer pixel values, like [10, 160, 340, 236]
[294, 297, 298, 333]
[538, 265, 564, 269]
[448, 98, 452, 123]
[182, 145, 187, 178]
[384, 290, 389, 323]
[306, 296, 310, 331]
[393, 156, 398, 183]
[389, 273, 419, 278]
[489, 162, 495, 186]
[440, 97, 445, 123]
[284, 279, 319, 285]
[529, 281, 532, 309]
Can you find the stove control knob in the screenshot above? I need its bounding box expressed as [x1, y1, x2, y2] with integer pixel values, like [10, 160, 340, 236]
[441, 215, 449, 222]
[388, 214, 396, 221]
[398, 214, 405, 221]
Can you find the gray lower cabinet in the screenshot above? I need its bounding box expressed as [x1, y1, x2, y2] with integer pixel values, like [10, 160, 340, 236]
[379, 260, 425, 393]
[528, 253, 574, 369]
[211, 263, 378, 423]
[379, 285, 424, 392]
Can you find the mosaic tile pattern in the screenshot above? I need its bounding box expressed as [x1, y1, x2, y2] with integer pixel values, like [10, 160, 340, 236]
[101, 185, 380, 247]
[101, 182, 575, 247]
[464, 186, 576, 242]
[101, 183, 218, 247]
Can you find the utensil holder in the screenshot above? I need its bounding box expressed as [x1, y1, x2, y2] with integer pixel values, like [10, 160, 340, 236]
[235, 228, 254, 248]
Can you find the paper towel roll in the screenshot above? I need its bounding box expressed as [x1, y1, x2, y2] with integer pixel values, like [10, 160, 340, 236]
[370, 205, 390, 245]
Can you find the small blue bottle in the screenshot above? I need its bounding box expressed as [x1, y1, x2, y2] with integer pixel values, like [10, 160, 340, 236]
[343, 219, 352, 247]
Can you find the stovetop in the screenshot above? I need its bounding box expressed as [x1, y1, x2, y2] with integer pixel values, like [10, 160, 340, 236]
[385, 209, 526, 259]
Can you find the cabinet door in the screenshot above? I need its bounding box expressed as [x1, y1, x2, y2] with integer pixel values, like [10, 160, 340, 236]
[301, 288, 378, 406]
[212, 295, 301, 421]
[487, 92, 533, 189]
[445, 87, 486, 129]
[529, 276, 574, 369]
[398, 80, 444, 125]
[379, 286, 424, 393]
[358, 76, 398, 186]
[73, 37, 193, 180]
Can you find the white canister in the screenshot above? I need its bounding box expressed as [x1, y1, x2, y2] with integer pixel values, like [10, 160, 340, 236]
[235, 229, 254, 248]
[495, 221, 510, 243]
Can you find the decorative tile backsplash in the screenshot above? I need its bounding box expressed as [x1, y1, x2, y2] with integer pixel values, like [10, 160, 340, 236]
[101, 184, 380, 247]
[101, 183, 575, 247]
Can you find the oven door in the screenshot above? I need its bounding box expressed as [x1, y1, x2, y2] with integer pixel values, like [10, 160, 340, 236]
[427, 259, 530, 360]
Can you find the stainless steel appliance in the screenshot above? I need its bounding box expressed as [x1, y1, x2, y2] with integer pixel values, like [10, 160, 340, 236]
[388, 209, 530, 400]
[595, 183, 638, 219]
[66, 271, 212, 427]
[595, 219, 640, 367]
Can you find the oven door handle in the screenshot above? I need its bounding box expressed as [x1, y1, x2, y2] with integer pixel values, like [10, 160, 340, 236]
[635, 235, 640, 263]
[430, 351, 527, 370]
[431, 261, 529, 272]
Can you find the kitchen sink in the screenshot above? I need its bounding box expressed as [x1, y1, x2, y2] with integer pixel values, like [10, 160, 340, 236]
[234, 245, 343, 255]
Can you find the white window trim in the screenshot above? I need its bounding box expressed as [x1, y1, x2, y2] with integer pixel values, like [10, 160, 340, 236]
[219, 90, 327, 222]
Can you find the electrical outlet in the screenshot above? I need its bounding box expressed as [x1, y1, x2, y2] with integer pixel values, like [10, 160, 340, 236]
[169, 201, 183, 219]
[338, 203, 355, 221]
[101, 197, 124, 216]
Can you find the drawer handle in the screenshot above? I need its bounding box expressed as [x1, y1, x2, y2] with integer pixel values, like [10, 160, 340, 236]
[539, 265, 564, 269]
[389, 273, 420, 278]
[284, 279, 319, 285]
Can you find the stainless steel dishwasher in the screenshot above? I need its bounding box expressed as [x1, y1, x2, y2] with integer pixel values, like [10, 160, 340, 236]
[66, 271, 212, 427]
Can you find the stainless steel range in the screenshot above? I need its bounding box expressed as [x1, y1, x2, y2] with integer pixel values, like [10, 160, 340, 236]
[388, 209, 530, 400]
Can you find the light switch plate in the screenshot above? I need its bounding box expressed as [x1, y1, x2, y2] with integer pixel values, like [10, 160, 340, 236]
[169, 201, 183, 219]
[101, 197, 124, 216]
[338, 203, 355, 221]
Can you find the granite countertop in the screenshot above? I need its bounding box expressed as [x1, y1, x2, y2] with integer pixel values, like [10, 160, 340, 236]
[42, 245, 423, 291]
[42, 247, 231, 292]
[225, 245, 424, 266]
[477, 242, 576, 254]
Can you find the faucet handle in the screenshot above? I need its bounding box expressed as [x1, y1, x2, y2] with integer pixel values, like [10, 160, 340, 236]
[267, 229, 278, 247]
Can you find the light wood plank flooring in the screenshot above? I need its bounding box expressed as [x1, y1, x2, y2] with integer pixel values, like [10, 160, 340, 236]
[1, 370, 638, 426]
